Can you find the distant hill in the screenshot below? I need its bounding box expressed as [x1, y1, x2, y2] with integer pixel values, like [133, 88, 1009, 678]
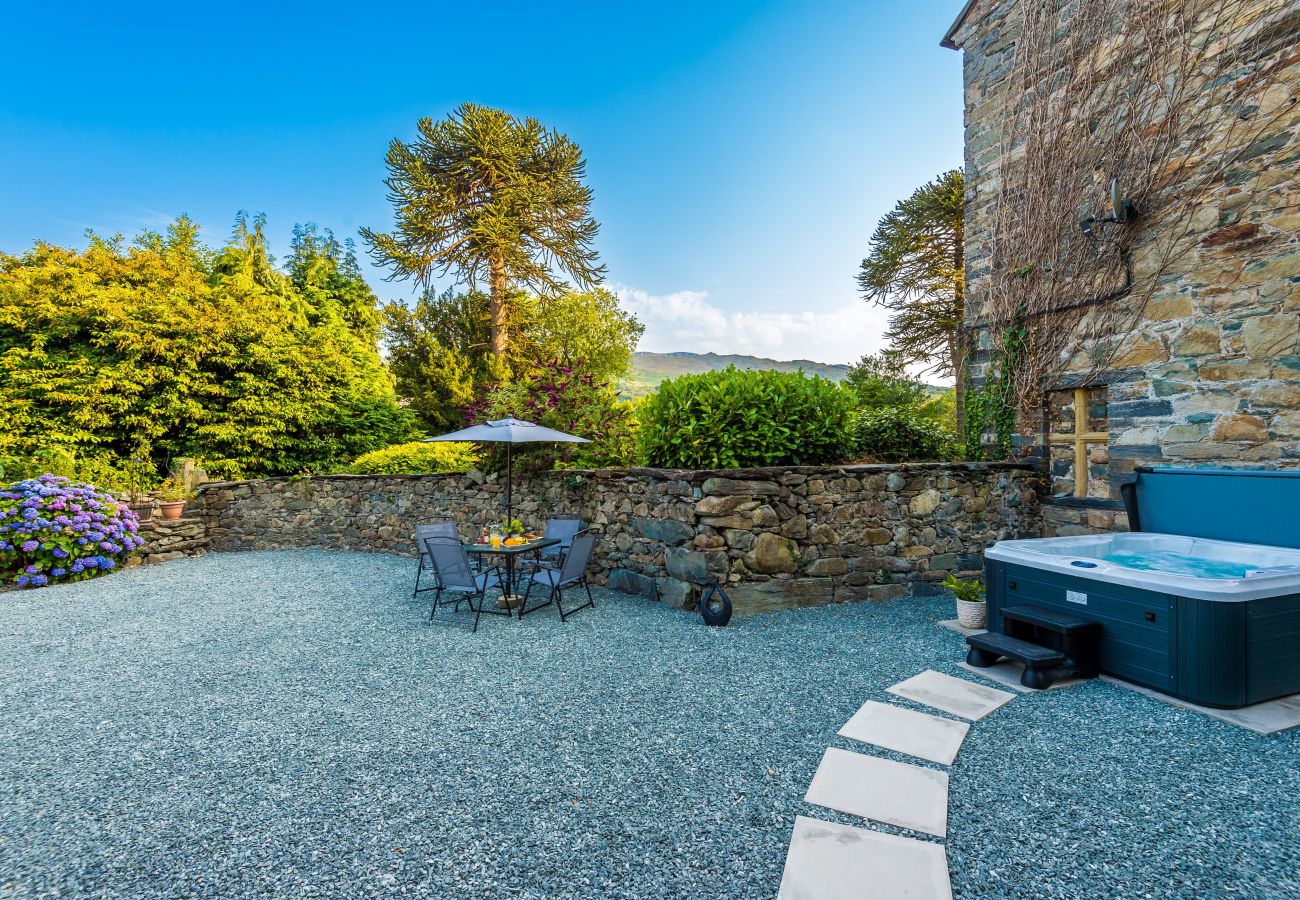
[617, 351, 852, 400]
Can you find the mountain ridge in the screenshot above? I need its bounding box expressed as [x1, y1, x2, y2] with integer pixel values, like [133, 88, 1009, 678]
[618, 350, 852, 399]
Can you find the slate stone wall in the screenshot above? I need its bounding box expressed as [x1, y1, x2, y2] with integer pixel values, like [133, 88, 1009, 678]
[193, 463, 1041, 615]
[950, 0, 1300, 536]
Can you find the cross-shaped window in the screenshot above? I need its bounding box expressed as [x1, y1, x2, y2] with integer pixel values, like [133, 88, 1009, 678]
[1048, 387, 1110, 499]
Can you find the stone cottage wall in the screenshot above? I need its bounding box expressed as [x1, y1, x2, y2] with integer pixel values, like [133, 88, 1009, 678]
[949, 0, 1300, 536]
[193, 463, 1041, 615]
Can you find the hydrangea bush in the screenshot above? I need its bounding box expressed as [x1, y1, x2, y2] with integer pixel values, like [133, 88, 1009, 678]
[0, 474, 144, 588]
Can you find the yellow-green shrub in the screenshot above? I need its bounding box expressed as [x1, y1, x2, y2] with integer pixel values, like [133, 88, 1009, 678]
[346, 441, 479, 475]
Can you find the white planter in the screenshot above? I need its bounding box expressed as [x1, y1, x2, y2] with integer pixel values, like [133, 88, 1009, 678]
[956, 598, 987, 629]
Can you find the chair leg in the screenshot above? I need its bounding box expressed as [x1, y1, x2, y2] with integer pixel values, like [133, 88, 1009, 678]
[472, 587, 484, 634]
[558, 579, 595, 622]
[413, 560, 423, 599]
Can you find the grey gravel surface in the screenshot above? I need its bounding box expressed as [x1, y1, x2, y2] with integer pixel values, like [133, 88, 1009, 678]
[1, 551, 1297, 899]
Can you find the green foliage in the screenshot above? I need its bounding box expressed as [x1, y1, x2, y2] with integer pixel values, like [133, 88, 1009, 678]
[915, 389, 958, 430]
[382, 287, 642, 433]
[963, 326, 1023, 460]
[858, 169, 965, 380]
[362, 103, 605, 361]
[0, 447, 150, 494]
[156, 475, 195, 503]
[0, 215, 413, 479]
[852, 406, 956, 462]
[637, 367, 855, 469]
[844, 352, 928, 410]
[474, 360, 637, 470]
[522, 289, 644, 383]
[347, 441, 480, 475]
[382, 288, 495, 431]
[942, 573, 985, 603]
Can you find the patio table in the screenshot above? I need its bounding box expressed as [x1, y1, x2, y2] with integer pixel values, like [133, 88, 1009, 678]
[465, 537, 560, 618]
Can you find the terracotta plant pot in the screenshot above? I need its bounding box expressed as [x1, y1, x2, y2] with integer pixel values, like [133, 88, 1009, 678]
[956, 598, 987, 629]
[159, 501, 185, 520]
[128, 502, 155, 522]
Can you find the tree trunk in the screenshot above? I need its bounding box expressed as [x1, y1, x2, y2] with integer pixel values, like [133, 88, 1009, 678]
[488, 255, 508, 361]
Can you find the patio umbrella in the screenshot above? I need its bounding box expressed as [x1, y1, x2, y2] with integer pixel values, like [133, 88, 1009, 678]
[423, 417, 590, 525]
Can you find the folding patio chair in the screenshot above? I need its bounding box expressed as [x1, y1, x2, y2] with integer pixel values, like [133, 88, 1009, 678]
[424, 539, 505, 633]
[520, 514, 584, 574]
[412, 519, 459, 599]
[520, 529, 598, 622]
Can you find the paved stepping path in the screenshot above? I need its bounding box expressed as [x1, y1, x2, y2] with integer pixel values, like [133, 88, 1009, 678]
[804, 747, 949, 837]
[886, 669, 1015, 721]
[838, 700, 971, 766]
[778, 815, 953, 900]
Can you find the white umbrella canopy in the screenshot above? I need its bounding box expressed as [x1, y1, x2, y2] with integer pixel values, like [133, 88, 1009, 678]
[423, 418, 590, 524]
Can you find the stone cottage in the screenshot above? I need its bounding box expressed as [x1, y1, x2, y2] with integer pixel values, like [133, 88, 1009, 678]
[943, 0, 1300, 534]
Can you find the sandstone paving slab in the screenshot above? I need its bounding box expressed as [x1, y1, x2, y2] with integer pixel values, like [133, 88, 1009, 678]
[838, 700, 970, 766]
[887, 669, 1015, 721]
[1100, 676, 1300, 735]
[778, 815, 953, 900]
[804, 747, 949, 838]
[937, 618, 986, 637]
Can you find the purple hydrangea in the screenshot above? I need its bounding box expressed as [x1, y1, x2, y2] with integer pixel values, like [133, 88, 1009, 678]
[2, 474, 142, 589]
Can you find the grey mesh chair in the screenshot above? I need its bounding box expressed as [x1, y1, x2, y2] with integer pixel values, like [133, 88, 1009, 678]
[413, 519, 459, 599]
[521, 529, 598, 622]
[521, 514, 583, 574]
[424, 539, 505, 632]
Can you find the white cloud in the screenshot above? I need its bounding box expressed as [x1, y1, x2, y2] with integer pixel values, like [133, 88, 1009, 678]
[615, 284, 894, 366]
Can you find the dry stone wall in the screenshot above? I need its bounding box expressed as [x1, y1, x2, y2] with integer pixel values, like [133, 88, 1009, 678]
[132, 517, 210, 566]
[193, 463, 1041, 615]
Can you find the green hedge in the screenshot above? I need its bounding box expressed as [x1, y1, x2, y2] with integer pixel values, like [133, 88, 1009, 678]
[347, 441, 480, 475]
[637, 367, 855, 468]
[852, 407, 955, 462]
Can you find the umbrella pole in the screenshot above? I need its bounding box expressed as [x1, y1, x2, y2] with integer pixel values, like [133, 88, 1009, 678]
[506, 442, 513, 526]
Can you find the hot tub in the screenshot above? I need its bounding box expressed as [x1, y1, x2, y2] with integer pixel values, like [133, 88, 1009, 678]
[983, 468, 1300, 708]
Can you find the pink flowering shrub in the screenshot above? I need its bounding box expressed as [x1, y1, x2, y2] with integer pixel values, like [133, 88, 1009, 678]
[0, 474, 144, 588]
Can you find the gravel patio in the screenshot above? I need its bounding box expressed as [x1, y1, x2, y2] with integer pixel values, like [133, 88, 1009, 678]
[2, 551, 1297, 898]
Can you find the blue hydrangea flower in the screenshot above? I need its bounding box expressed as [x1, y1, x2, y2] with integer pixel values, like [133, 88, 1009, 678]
[20, 540, 39, 553]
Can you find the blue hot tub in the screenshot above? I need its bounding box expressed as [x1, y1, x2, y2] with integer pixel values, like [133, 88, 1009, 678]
[983, 467, 1300, 708]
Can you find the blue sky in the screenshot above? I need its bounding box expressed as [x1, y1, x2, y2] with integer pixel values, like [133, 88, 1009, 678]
[0, 1, 964, 365]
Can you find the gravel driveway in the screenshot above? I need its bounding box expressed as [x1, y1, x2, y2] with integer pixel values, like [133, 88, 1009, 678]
[2, 551, 1297, 898]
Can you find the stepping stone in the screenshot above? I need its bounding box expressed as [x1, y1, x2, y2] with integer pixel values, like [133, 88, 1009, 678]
[804, 747, 948, 837]
[779, 815, 952, 900]
[887, 669, 1015, 721]
[838, 700, 971, 766]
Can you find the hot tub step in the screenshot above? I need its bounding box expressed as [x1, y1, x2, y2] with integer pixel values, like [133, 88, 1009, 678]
[1001, 604, 1100, 634]
[967, 632, 1066, 665]
[965, 632, 1072, 690]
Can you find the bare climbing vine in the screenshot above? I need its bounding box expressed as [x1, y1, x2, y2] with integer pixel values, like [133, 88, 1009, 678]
[967, 0, 1299, 438]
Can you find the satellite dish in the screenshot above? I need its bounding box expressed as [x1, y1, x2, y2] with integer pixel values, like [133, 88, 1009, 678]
[1110, 177, 1135, 223]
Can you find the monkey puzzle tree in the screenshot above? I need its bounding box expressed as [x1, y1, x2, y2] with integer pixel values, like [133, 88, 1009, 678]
[858, 169, 965, 419]
[362, 103, 605, 369]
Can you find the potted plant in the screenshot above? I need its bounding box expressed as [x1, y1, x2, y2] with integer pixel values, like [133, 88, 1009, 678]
[156, 476, 194, 520]
[943, 573, 987, 629]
